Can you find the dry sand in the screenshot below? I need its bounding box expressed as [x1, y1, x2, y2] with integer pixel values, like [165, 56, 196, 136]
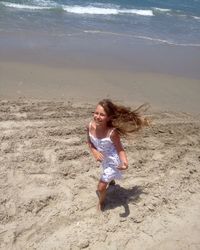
[0, 98, 200, 250]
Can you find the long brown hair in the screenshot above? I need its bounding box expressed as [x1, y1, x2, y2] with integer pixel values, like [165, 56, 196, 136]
[98, 99, 149, 136]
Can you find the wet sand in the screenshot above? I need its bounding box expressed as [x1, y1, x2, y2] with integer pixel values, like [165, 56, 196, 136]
[0, 60, 200, 114]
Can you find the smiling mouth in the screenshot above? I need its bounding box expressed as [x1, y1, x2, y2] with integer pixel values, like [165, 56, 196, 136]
[94, 119, 102, 125]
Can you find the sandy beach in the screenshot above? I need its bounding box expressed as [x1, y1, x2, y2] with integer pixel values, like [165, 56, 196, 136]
[1, 0, 200, 248]
[0, 97, 200, 249]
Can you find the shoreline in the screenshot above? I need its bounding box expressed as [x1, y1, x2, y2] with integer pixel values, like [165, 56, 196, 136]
[1, 29, 200, 80]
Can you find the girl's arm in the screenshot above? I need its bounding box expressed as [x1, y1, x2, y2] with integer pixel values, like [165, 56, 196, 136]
[111, 130, 128, 170]
[86, 125, 104, 162]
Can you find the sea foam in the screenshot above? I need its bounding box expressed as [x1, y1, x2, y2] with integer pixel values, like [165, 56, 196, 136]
[1, 1, 154, 16]
[1, 2, 50, 10]
[84, 30, 200, 47]
[62, 6, 154, 16]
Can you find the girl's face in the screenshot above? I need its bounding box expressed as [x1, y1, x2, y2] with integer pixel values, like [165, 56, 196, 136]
[93, 105, 110, 127]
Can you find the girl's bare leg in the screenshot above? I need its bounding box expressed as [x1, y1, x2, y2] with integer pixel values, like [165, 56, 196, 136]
[97, 180, 108, 211]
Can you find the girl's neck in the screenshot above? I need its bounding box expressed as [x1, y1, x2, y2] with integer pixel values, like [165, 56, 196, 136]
[95, 124, 109, 138]
[96, 124, 108, 133]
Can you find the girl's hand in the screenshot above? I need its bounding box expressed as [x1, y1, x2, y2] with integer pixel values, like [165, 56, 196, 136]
[117, 162, 128, 170]
[93, 150, 104, 162]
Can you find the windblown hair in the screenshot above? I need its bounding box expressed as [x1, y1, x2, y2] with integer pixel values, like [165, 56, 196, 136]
[98, 99, 149, 136]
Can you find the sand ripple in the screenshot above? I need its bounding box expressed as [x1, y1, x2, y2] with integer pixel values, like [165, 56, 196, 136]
[0, 99, 200, 249]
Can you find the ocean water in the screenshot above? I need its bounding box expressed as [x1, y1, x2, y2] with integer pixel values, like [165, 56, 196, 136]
[0, 0, 200, 79]
[1, 0, 200, 46]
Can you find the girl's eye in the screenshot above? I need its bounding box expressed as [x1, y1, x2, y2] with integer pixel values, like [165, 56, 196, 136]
[94, 112, 105, 117]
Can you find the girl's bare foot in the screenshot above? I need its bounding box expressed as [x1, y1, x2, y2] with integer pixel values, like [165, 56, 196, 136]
[97, 201, 105, 211]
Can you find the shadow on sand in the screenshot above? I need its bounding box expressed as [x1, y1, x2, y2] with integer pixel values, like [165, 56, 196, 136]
[104, 184, 145, 217]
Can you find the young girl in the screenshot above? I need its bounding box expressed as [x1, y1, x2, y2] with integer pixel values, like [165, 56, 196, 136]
[87, 99, 148, 210]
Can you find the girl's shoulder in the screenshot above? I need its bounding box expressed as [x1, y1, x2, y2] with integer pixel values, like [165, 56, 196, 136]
[110, 127, 121, 140]
[108, 126, 115, 134]
[87, 121, 96, 132]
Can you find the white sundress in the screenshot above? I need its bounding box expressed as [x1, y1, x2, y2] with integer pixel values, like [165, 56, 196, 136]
[89, 123, 122, 183]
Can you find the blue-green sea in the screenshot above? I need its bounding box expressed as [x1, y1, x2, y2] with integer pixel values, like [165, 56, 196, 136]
[0, 1, 200, 79]
[1, 0, 200, 46]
